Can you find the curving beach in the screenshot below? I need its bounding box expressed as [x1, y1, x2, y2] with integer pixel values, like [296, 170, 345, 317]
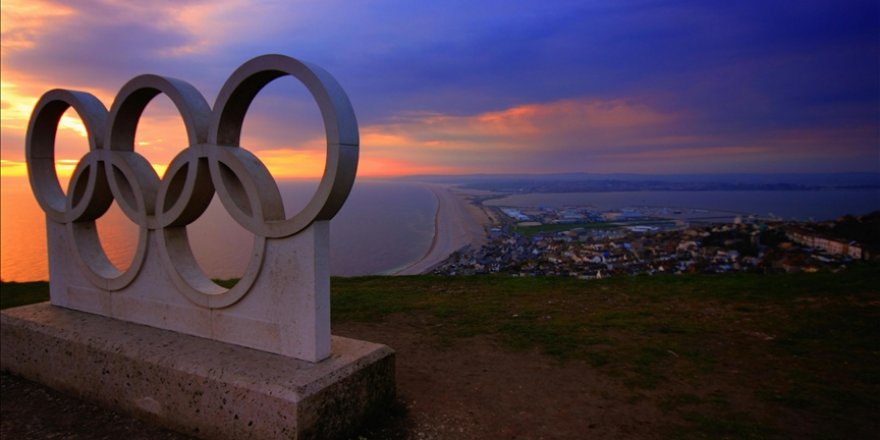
[394, 184, 490, 275]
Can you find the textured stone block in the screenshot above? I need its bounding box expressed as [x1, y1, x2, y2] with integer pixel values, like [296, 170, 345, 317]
[1, 303, 395, 440]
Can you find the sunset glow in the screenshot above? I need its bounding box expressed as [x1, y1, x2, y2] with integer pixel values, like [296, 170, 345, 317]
[0, 0, 877, 179]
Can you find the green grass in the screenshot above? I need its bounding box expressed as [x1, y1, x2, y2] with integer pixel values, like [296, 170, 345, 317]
[330, 265, 879, 438]
[513, 218, 677, 236]
[3, 264, 878, 438]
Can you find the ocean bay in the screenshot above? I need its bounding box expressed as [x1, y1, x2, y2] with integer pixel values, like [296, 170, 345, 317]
[0, 179, 437, 282]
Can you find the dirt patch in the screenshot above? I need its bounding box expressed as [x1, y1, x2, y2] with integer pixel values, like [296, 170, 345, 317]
[337, 321, 662, 439]
[1, 322, 659, 439]
[2, 321, 657, 440]
[3, 312, 878, 439]
[1, 372, 192, 440]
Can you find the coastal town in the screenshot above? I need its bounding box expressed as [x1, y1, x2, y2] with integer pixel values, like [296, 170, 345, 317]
[432, 202, 879, 278]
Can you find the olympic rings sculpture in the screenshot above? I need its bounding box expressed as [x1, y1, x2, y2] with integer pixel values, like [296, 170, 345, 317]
[26, 54, 358, 308]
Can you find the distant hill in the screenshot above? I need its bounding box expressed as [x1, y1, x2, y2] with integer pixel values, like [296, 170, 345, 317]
[400, 172, 880, 193]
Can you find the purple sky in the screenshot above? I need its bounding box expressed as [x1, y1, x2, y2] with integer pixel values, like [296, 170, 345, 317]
[1, 0, 878, 177]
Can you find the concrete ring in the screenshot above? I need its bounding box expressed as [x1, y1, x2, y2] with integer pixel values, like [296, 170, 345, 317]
[67, 217, 149, 291]
[208, 144, 285, 235]
[156, 146, 265, 308]
[208, 54, 359, 238]
[103, 74, 213, 225]
[156, 145, 214, 228]
[63, 150, 113, 223]
[157, 224, 266, 309]
[26, 89, 108, 223]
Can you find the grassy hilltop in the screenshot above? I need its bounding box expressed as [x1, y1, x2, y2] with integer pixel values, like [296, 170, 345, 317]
[2, 266, 878, 439]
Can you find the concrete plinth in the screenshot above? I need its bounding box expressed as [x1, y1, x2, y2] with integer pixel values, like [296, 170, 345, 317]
[1, 303, 395, 440]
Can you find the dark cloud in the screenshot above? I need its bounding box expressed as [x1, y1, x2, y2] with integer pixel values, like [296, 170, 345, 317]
[2, 0, 238, 100]
[2, 0, 878, 173]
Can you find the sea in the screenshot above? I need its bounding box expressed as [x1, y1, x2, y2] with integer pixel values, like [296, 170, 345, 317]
[483, 190, 880, 221]
[1, 178, 878, 282]
[0, 179, 436, 282]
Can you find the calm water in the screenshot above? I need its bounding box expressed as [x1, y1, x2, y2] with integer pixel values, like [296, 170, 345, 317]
[3, 180, 878, 282]
[0, 179, 436, 282]
[484, 190, 880, 221]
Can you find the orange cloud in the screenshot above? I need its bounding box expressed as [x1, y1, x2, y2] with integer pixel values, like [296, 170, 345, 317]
[0, 67, 119, 173]
[473, 98, 671, 136]
[352, 97, 681, 174]
[0, 158, 166, 186]
[0, 159, 28, 177]
[0, 76, 42, 133]
[251, 147, 325, 179]
[0, 0, 74, 52]
[353, 97, 879, 175]
[356, 157, 460, 178]
[368, 97, 675, 153]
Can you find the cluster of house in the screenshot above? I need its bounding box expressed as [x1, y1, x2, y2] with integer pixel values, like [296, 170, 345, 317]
[785, 227, 864, 260]
[433, 207, 874, 278]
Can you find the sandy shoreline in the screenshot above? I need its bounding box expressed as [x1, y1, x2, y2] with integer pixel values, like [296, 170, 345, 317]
[394, 184, 491, 275]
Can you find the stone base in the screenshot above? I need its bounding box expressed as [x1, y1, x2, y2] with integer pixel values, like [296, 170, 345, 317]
[0, 303, 395, 440]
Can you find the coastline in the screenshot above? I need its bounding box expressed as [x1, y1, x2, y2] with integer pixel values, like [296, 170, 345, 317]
[394, 184, 490, 275]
